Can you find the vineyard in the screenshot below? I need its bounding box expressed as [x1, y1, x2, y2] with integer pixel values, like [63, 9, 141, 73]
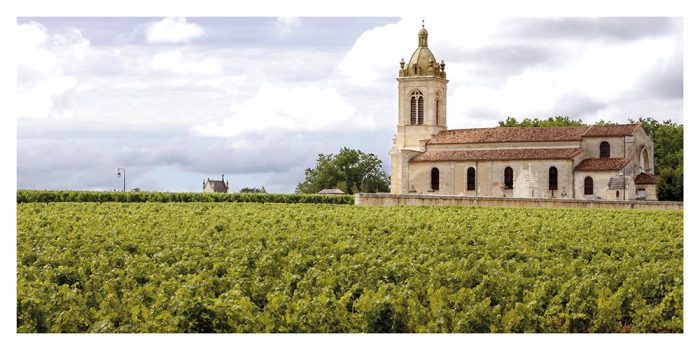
[17, 202, 683, 332]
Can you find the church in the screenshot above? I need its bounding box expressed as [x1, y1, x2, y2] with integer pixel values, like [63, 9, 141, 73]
[390, 26, 658, 201]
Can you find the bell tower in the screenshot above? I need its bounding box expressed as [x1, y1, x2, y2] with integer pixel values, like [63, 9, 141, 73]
[390, 24, 448, 193]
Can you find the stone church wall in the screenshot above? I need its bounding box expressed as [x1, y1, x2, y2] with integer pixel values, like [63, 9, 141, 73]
[355, 193, 682, 210]
[581, 136, 625, 159]
[573, 162, 636, 201]
[406, 159, 574, 198]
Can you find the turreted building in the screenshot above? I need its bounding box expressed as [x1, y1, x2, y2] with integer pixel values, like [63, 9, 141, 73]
[390, 25, 658, 200]
[203, 175, 229, 193]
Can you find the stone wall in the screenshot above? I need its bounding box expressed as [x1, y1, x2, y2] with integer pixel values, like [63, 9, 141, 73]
[355, 193, 682, 210]
[407, 159, 574, 198]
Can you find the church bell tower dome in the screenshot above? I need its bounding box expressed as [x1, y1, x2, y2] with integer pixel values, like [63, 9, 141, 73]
[400, 24, 446, 78]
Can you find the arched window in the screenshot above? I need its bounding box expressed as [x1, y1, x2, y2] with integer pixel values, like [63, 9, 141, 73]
[431, 168, 440, 191]
[467, 167, 476, 191]
[417, 95, 424, 124]
[504, 167, 513, 189]
[584, 176, 594, 195]
[410, 97, 417, 125]
[410, 91, 423, 125]
[640, 148, 650, 172]
[548, 166, 558, 190]
[600, 142, 610, 158]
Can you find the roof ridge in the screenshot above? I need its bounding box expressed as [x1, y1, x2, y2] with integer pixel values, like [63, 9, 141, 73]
[444, 124, 638, 131]
[411, 147, 585, 162]
[443, 125, 590, 131]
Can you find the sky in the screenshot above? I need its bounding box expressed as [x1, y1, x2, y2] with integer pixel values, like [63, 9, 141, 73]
[16, 17, 683, 193]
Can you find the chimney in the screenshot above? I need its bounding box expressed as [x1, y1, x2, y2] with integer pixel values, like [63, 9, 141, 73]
[222, 174, 225, 182]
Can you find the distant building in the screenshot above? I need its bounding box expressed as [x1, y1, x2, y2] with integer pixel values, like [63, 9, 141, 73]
[318, 188, 345, 195]
[390, 25, 658, 201]
[203, 174, 229, 193]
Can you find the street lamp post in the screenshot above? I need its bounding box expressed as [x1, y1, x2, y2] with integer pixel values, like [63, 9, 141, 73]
[117, 168, 126, 192]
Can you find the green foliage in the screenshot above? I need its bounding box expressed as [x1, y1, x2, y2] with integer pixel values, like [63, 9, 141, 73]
[296, 147, 390, 194]
[16, 190, 353, 205]
[499, 116, 585, 127]
[656, 168, 683, 202]
[17, 203, 682, 333]
[239, 187, 267, 194]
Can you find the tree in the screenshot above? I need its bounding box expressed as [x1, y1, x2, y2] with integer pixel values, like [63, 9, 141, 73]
[498, 116, 584, 127]
[656, 168, 683, 202]
[240, 186, 267, 194]
[296, 148, 390, 195]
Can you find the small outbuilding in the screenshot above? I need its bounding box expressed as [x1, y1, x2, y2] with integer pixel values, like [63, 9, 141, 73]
[318, 188, 345, 195]
[203, 174, 229, 193]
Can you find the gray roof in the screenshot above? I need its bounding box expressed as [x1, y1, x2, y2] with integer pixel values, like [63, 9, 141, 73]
[318, 188, 345, 194]
[206, 180, 228, 192]
[608, 176, 627, 190]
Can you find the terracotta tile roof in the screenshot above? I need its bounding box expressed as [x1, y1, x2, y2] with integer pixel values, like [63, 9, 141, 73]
[574, 158, 631, 171]
[410, 147, 585, 162]
[426, 124, 641, 144]
[582, 124, 639, 137]
[428, 127, 589, 144]
[634, 172, 658, 185]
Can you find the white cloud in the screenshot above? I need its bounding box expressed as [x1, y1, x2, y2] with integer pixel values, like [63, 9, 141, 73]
[17, 76, 77, 119]
[150, 50, 223, 76]
[340, 17, 683, 126]
[338, 18, 502, 87]
[145, 17, 204, 44]
[16, 22, 53, 76]
[16, 22, 90, 119]
[276, 17, 301, 36]
[193, 82, 373, 138]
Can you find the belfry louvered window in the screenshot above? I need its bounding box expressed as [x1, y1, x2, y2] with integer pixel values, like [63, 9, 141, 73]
[410, 96, 416, 124]
[410, 91, 424, 125]
[417, 96, 424, 124]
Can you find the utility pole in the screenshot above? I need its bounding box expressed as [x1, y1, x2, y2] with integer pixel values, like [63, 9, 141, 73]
[117, 168, 126, 192]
